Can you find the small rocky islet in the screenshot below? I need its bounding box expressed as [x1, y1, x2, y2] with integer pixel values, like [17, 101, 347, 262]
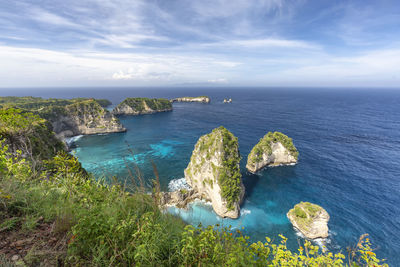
[171, 96, 210, 103]
[287, 202, 330, 239]
[246, 131, 298, 173]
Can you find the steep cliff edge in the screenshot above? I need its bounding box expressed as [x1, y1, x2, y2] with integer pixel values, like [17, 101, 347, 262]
[171, 96, 210, 103]
[40, 99, 126, 138]
[112, 98, 172, 115]
[287, 202, 330, 239]
[246, 132, 298, 173]
[184, 126, 244, 218]
[0, 108, 65, 160]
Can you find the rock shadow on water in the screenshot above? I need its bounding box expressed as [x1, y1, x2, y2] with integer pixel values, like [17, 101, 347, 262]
[243, 165, 297, 199]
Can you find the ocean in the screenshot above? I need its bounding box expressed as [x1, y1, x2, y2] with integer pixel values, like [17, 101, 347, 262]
[2, 87, 400, 264]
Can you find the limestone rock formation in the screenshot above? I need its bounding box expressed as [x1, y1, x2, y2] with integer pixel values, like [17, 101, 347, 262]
[112, 98, 172, 115]
[246, 132, 298, 173]
[41, 99, 126, 139]
[171, 96, 210, 103]
[184, 126, 244, 219]
[287, 202, 330, 239]
[159, 189, 199, 208]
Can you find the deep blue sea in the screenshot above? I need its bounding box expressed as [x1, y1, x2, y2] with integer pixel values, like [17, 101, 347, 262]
[2, 87, 400, 265]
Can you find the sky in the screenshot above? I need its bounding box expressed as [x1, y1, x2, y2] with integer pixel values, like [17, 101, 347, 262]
[0, 0, 399, 88]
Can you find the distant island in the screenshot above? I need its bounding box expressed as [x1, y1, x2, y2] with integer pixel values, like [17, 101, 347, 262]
[112, 97, 172, 115]
[171, 96, 210, 103]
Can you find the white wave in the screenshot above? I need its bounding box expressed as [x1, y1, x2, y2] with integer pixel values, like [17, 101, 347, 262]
[295, 230, 305, 238]
[241, 209, 251, 216]
[168, 177, 191, 192]
[65, 135, 83, 146]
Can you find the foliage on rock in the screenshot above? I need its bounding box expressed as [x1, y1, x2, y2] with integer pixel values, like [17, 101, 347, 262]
[248, 131, 298, 164]
[186, 126, 242, 210]
[0, 108, 65, 160]
[115, 97, 172, 114]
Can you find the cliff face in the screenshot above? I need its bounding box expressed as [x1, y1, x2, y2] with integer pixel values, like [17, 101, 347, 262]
[112, 98, 172, 115]
[41, 100, 126, 138]
[171, 96, 210, 103]
[184, 126, 244, 219]
[0, 108, 65, 160]
[246, 132, 298, 173]
[287, 202, 329, 239]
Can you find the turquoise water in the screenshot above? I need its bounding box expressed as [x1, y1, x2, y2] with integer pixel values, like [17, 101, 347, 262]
[4, 88, 399, 264]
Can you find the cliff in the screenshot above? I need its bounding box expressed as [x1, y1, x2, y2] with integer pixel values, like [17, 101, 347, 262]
[40, 99, 126, 139]
[184, 126, 244, 218]
[112, 98, 172, 115]
[0, 108, 65, 160]
[287, 202, 330, 239]
[171, 96, 210, 103]
[246, 132, 298, 173]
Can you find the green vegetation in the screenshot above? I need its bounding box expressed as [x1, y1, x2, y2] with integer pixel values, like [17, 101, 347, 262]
[0, 108, 64, 160]
[248, 131, 299, 164]
[116, 97, 172, 113]
[0, 96, 112, 111]
[218, 126, 242, 210]
[186, 126, 242, 210]
[0, 110, 388, 266]
[0, 97, 116, 134]
[288, 202, 324, 230]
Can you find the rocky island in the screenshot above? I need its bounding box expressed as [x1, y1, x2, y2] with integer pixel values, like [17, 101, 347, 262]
[40, 99, 125, 139]
[112, 97, 172, 115]
[246, 131, 298, 173]
[287, 202, 330, 239]
[180, 126, 245, 218]
[171, 96, 210, 103]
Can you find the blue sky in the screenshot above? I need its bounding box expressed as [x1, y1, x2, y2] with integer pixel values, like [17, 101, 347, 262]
[0, 0, 399, 87]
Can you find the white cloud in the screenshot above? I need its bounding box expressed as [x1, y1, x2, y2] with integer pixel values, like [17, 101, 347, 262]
[29, 7, 80, 28]
[213, 61, 241, 67]
[0, 45, 235, 86]
[230, 39, 318, 49]
[207, 78, 228, 83]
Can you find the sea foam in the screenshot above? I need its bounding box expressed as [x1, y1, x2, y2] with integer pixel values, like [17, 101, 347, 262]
[65, 135, 83, 146]
[168, 177, 191, 192]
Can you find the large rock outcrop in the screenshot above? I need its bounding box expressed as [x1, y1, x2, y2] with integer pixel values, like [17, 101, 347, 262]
[246, 132, 298, 173]
[184, 126, 244, 218]
[171, 96, 210, 103]
[40, 99, 126, 139]
[287, 202, 330, 239]
[112, 98, 172, 115]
